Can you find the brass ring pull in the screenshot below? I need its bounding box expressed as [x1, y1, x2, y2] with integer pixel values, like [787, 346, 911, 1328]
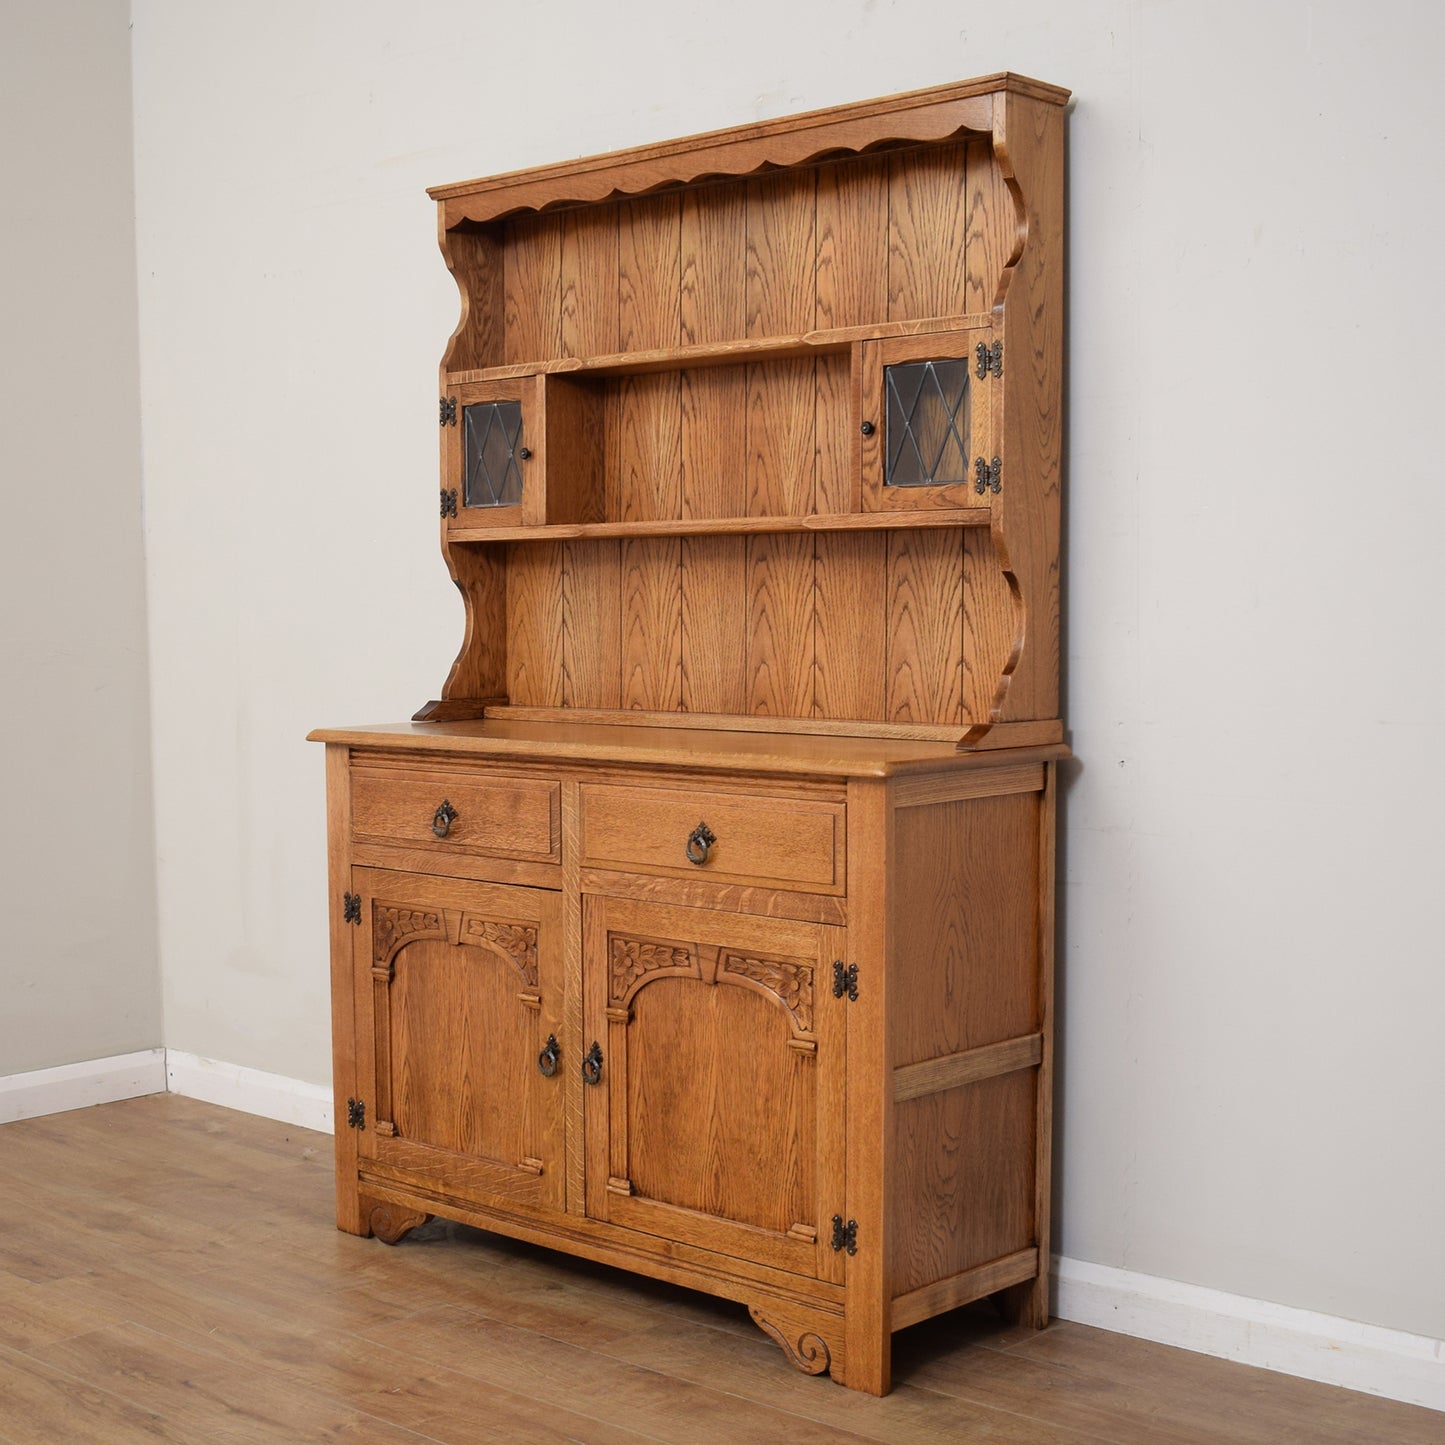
[581, 1041, 603, 1086]
[685, 821, 716, 865]
[432, 800, 459, 838]
[537, 1034, 560, 1078]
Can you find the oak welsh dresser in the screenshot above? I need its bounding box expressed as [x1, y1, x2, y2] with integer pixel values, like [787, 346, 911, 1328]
[310, 73, 1069, 1394]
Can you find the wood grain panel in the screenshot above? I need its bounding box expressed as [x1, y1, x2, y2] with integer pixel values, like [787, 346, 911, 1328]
[543, 375, 605, 525]
[812, 532, 886, 721]
[963, 138, 1014, 314]
[388, 937, 532, 1160]
[505, 541, 563, 706]
[627, 980, 813, 1235]
[887, 144, 968, 321]
[620, 537, 682, 710]
[746, 360, 815, 517]
[886, 529, 963, 724]
[609, 373, 683, 522]
[814, 155, 888, 329]
[890, 1072, 1036, 1297]
[681, 535, 748, 713]
[561, 205, 620, 358]
[745, 170, 816, 336]
[963, 527, 1016, 723]
[618, 194, 681, 351]
[813, 352, 854, 515]
[747, 533, 815, 718]
[503, 215, 562, 364]
[681, 368, 747, 519]
[562, 539, 621, 708]
[681, 183, 746, 344]
[891, 791, 1040, 1064]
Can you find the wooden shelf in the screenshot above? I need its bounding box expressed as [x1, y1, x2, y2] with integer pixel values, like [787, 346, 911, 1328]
[448, 508, 993, 544]
[442, 313, 996, 385]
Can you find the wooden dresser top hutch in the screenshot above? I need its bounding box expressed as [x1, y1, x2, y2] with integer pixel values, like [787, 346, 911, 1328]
[312, 72, 1069, 1395]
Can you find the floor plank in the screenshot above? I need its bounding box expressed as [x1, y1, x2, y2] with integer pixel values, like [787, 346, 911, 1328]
[0, 1095, 1438, 1445]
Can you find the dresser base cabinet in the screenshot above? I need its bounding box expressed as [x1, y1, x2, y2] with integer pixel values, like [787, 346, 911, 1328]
[320, 734, 1057, 1394]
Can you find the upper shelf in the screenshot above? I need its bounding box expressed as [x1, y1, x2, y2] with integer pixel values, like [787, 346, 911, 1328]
[427, 73, 1069, 227]
[442, 313, 997, 385]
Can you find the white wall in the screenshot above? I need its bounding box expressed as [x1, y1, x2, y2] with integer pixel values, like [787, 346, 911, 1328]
[130, 0, 1445, 1345]
[0, 0, 161, 1074]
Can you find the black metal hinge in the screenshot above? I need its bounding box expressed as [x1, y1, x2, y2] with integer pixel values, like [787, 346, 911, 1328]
[975, 340, 1003, 379]
[440, 489, 458, 518]
[830, 1215, 858, 1255]
[832, 960, 858, 1001]
[342, 892, 362, 925]
[439, 395, 457, 426]
[346, 1098, 366, 1130]
[974, 457, 1002, 495]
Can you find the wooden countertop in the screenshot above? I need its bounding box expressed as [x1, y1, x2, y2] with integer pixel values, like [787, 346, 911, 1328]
[307, 718, 1070, 780]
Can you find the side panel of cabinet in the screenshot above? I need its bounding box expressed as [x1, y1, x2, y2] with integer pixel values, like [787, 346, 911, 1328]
[582, 894, 846, 1283]
[351, 867, 565, 1214]
[886, 773, 1049, 1313]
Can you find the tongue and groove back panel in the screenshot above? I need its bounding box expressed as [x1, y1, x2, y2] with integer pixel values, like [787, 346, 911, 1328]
[429, 80, 1062, 743]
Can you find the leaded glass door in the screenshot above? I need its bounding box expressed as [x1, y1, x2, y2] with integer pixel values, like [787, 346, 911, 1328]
[860, 328, 1001, 513]
[440, 375, 543, 528]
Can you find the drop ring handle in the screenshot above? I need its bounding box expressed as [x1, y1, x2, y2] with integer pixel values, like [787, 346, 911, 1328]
[537, 1034, 560, 1078]
[581, 1041, 603, 1086]
[432, 799, 459, 838]
[685, 821, 716, 866]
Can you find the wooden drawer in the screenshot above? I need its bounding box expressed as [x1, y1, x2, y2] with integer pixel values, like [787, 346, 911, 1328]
[351, 766, 559, 863]
[579, 783, 844, 893]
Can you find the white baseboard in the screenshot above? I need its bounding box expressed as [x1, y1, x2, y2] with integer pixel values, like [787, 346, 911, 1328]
[1054, 1255, 1445, 1413]
[0, 1048, 167, 1123]
[163, 1050, 332, 1133]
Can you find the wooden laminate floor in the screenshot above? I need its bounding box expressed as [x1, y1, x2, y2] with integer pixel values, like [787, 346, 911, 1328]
[0, 1096, 1437, 1443]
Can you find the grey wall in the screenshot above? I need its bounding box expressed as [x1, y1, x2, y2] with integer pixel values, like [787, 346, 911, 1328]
[127, 0, 1445, 1344]
[0, 0, 161, 1072]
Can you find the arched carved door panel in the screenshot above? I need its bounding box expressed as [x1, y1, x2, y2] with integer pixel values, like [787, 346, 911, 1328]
[583, 895, 846, 1283]
[352, 868, 564, 1213]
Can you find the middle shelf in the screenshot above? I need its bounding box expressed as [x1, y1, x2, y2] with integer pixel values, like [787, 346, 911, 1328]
[447, 509, 992, 543]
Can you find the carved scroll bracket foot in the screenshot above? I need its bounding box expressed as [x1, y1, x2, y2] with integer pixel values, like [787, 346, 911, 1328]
[366, 1201, 432, 1245]
[748, 1302, 836, 1379]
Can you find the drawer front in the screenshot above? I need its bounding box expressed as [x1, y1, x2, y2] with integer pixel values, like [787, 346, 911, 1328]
[352, 767, 559, 863]
[580, 783, 844, 893]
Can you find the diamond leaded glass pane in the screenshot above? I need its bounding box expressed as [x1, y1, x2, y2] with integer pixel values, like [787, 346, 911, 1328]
[884, 359, 971, 487]
[463, 401, 524, 508]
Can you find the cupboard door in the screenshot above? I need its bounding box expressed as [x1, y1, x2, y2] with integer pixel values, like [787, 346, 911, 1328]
[442, 376, 544, 529]
[859, 326, 1001, 513]
[352, 868, 564, 1213]
[583, 895, 846, 1282]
